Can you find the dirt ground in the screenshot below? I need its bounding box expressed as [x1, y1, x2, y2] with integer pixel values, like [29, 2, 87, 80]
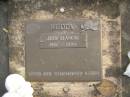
[0, 1, 9, 96]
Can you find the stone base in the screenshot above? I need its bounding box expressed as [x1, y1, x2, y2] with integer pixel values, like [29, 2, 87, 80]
[8, 0, 122, 97]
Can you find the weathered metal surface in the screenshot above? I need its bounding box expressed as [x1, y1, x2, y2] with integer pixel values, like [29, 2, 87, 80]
[25, 19, 101, 81]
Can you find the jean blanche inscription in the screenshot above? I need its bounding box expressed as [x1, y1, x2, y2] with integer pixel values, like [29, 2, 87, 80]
[39, 23, 87, 48]
[25, 19, 101, 81]
[40, 31, 87, 48]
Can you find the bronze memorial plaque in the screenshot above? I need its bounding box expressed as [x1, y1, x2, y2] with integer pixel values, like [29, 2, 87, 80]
[25, 19, 101, 82]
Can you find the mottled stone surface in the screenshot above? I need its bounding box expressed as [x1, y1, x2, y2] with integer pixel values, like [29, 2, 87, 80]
[8, 0, 122, 97]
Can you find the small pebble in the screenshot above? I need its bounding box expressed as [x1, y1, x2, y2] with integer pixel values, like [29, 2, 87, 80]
[60, 7, 65, 13]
